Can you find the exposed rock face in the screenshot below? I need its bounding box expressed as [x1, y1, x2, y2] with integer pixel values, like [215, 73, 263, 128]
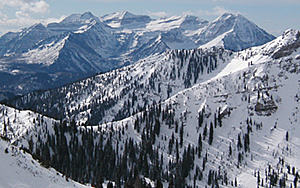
[255, 100, 278, 116]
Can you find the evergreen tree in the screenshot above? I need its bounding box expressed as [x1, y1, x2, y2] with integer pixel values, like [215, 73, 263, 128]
[208, 170, 213, 185]
[198, 133, 202, 158]
[237, 134, 242, 150]
[203, 124, 207, 140]
[168, 177, 174, 188]
[279, 176, 286, 188]
[180, 124, 184, 147]
[257, 171, 260, 185]
[294, 172, 299, 188]
[217, 110, 222, 127]
[244, 132, 250, 152]
[198, 110, 204, 127]
[154, 118, 161, 136]
[238, 152, 243, 165]
[168, 133, 174, 154]
[107, 181, 113, 188]
[208, 122, 214, 145]
[134, 116, 140, 133]
[235, 177, 238, 187]
[175, 121, 178, 133]
[95, 174, 104, 188]
[155, 179, 163, 188]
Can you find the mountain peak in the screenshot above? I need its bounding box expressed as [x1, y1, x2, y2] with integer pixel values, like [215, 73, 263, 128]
[22, 23, 48, 34]
[215, 13, 252, 24]
[216, 12, 237, 21]
[236, 13, 247, 19]
[31, 23, 46, 29]
[119, 11, 135, 19]
[61, 11, 98, 23]
[197, 12, 275, 51]
[80, 11, 97, 20]
[101, 11, 142, 22]
[180, 14, 207, 23]
[209, 13, 238, 28]
[101, 11, 151, 28]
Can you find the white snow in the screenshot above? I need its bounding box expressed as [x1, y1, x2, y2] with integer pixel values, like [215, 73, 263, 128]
[0, 139, 90, 188]
[198, 29, 231, 49]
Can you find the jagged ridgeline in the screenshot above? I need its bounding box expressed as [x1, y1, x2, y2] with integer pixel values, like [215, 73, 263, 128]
[6, 47, 232, 125]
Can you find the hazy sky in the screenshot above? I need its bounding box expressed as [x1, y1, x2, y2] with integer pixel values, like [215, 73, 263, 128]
[0, 0, 299, 36]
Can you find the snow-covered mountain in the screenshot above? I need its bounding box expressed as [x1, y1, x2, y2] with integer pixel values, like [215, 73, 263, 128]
[0, 11, 274, 100]
[2, 29, 300, 187]
[196, 13, 275, 51]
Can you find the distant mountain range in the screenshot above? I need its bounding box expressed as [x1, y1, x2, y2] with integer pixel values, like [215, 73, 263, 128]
[0, 11, 274, 100]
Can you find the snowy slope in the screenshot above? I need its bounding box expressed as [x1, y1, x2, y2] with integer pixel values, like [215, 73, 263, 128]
[0, 139, 90, 188]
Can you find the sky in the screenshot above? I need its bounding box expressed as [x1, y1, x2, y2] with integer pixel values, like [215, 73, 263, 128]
[0, 0, 299, 37]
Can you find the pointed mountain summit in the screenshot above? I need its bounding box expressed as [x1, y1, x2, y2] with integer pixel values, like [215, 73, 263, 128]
[59, 11, 99, 24]
[47, 11, 101, 34]
[197, 13, 275, 51]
